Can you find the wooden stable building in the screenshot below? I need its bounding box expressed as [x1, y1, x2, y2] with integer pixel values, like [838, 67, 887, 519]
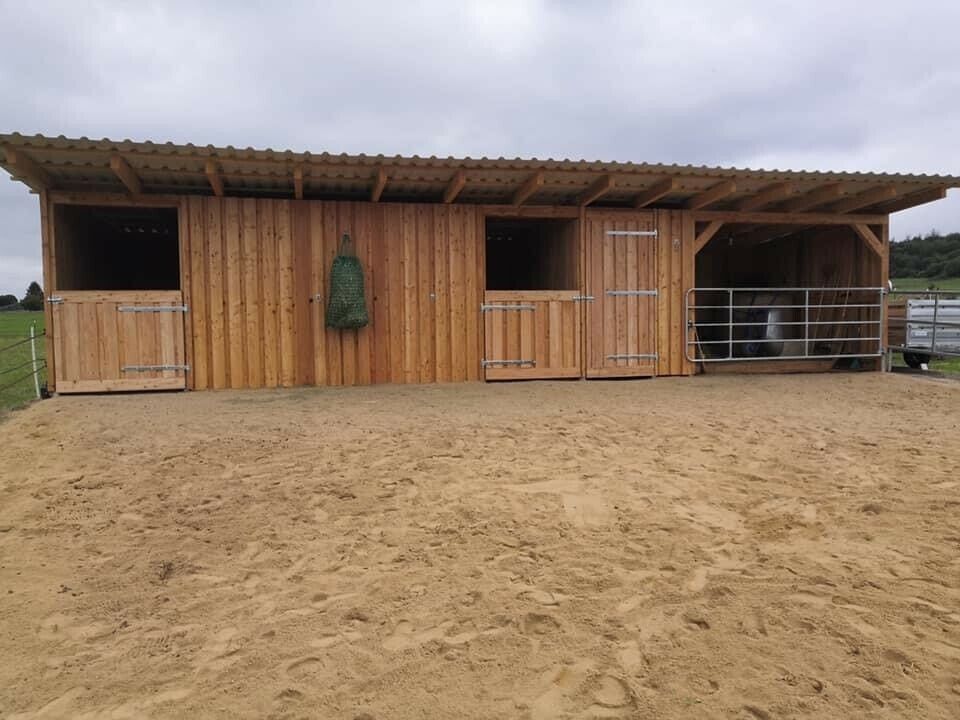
[1, 133, 957, 393]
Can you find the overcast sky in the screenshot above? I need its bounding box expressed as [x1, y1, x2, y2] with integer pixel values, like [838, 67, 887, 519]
[1, 1, 958, 295]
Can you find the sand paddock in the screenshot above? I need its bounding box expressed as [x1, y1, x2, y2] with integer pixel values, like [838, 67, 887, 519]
[1, 374, 959, 719]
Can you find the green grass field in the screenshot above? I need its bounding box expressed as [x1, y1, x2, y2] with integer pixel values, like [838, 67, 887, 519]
[0, 311, 47, 412]
[891, 277, 960, 292]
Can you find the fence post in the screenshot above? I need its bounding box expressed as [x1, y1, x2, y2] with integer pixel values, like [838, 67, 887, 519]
[30, 321, 40, 400]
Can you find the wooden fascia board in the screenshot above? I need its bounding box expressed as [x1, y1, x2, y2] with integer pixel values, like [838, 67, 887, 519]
[684, 180, 736, 210]
[852, 223, 884, 257]
[512, 171, 544, 206]
[370, 166, 387, 202]
[3, 147, 51, 191]
[109, 155, 142, 195]
[293, 166, 304, 200]
[577, 174, 615, 207]
[826, 185, 897, 213]
[691, 209, 887, 225]
[694, 220, 724, 254]
[204, 160, 224, 196]
[633, 177, 677, 208]
[443, 170, 466, 203]
[781, 183, 845, 212]
[735, 181, 793, 211]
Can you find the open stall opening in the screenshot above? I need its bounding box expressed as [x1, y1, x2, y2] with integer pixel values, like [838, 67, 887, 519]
[690, 225, 884, 369]
[485, 218, 579, 290]
[54, 205, 180, 290]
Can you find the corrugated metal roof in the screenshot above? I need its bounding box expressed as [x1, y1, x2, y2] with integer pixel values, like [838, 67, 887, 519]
[2, 132, 958, 214]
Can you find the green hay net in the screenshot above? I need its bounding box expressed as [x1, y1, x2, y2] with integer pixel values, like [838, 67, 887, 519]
[325, 233, 369, 329]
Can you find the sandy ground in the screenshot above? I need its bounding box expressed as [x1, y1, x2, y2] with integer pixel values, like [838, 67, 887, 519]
[1, 374, 959, 719]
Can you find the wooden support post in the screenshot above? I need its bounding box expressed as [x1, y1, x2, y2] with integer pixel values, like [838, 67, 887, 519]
[109, 155, 142, 195]
[370, 166, 387, 202]
[827, 186, 897, 213]
[852, 223, 884, 257]
[736, 181, 793, 211]
[205, 160, 224, 196]
[781, 183, 845, 212]
[293, 166, 304, 200]
[443, 170, 466, 204]
[577, 174, 615, 207]
[694, 220, 724, 254]
[685, 180, 736, 210]
[512, 171, 544, 206]
[3, 148, 51, 192]
[633, 177, 677, 208]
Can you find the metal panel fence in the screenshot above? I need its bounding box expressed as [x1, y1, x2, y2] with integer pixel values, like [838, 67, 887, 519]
[886, 290, 960, 361]
[685, 287, 885, 362]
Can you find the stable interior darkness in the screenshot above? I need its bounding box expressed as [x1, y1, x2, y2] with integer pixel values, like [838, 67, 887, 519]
[54, 205, 180, 290]
[484, 218, 578, 290]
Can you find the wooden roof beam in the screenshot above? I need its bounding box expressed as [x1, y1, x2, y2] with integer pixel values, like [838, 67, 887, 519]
[293, 166, 304, 200]
[781, 183, 845, 212]
[694, 220, 724, 254]
[443, 170, 466, 204]
[827, 185, 897, 214]
[512, 171, 544, 206]
[633, 177, 677, 208]
[871, 186, 947, 214]
[852, 223, 883, 257]
[736, 181, 793, 211]
[3, 148, 51, 192]
[578, 174, 615, 207]
[691, 209, 886, 225]
[109, 155, 142, 195]
[685, 180, 736, 210]
[370, 166, 387, 202]
[205, 160, 224, 197]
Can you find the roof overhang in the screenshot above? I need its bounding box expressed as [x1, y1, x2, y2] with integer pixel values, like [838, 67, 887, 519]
[2, 132, 958, 215]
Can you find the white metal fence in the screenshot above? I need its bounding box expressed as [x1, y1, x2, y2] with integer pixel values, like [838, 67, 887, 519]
[685, 287, 885, 362]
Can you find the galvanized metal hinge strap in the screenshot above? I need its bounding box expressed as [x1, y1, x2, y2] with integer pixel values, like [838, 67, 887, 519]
[605, 289, 658, 297]
[606, 353, 659, 361]
[481, 304, 536, 312]
[571, 295, 595, 302]
[48, 296, 64, 305]
[121, 364, 190, 372]
[481, 359, 536, 368]
[118, 305, 189, 313]
[605, 230, 658, 237]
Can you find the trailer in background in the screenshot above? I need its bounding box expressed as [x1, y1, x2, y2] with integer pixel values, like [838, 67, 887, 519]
[887, 292, 960, 368]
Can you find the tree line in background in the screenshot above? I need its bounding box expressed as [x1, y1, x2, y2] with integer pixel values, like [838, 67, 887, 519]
[0, 281, 44, 311]
[891, 231, 960, 279]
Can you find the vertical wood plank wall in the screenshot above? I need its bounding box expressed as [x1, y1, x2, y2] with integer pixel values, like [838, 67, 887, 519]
[181, 198, 484, 390]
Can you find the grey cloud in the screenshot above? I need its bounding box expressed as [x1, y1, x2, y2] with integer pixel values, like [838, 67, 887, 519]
[1, 1, 958, 293]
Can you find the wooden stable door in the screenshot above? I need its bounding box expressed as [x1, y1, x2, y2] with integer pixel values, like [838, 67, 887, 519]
[585, 214, 658, 377]
[52, 291, 187, 393]
[482, 291, 581, 380]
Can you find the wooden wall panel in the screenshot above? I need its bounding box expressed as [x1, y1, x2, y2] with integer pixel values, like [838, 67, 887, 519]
[656, 210, 696, 377]
[180, 198, 484, 389]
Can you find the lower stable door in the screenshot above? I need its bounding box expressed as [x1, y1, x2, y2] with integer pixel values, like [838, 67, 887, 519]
[482, 291, 581, 380]
[585, 213, 659, 377]
[51, 291, 188, 393]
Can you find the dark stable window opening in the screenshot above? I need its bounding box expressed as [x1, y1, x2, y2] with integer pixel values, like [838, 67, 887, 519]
[54, 205, 180, 290]
[485, 218, 578, 290]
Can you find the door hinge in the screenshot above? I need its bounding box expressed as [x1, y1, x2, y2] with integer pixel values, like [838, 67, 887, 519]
[122, 364, 190, 373]
[481, 303, 536, 312]
[605, 230, 658, 237]
[482, 359, 536, 368]
[606, 353, 658, 361]
[118, 305, 189, 313]
[605, 289, 658, 297]
[48, 296, 64, 305]
[571, 295, 595, 302]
